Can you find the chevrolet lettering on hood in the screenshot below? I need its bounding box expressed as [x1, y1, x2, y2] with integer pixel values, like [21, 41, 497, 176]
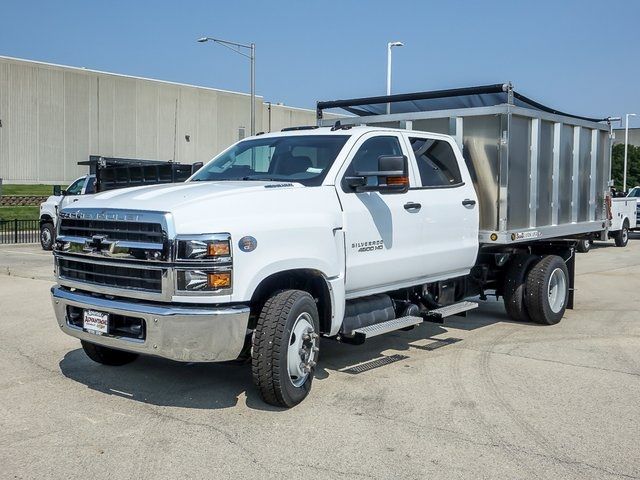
[59, 210, 144, 221]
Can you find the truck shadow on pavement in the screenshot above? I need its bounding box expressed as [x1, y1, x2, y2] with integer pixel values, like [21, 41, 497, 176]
[58, 299, 515, 411]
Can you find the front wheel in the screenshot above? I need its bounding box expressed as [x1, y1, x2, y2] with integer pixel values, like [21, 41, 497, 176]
[524, 255, 569, 325]
[252, 290, 320, 408]
[614, 222, 629, 247]
[40, 222, 55, 250]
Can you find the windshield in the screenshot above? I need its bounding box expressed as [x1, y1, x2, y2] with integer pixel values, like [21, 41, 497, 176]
[628, 187, 640, 198]
[191, 135, 349, 186]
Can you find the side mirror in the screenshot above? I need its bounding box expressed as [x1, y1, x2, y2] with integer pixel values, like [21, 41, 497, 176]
[346, 155, 409, 194]
[53, 185, 61, 196]
[191, 162, 204, 175]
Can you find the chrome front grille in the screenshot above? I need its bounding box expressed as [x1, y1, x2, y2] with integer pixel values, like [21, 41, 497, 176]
[58, 258, 163, 293]
[55, 209, 174, 300]
[59, 218, 164, 243]
[54, 208, 232, 301]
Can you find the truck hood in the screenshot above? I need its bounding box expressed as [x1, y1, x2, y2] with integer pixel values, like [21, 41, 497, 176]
[64, 181, 341, 234]
[71, 181, 302, 211]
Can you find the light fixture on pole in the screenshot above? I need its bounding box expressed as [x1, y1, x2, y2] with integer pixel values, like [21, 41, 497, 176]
[197, 36, 256, 136]
[386, 41, 404, 114]
[623, 113, 636, 192]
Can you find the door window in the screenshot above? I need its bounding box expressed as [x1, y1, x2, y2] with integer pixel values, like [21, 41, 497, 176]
[84, 176, 96, 194]
[65, 178, 85, 195]
[342, 136, 403, 190]
[410, 138, 463, 187]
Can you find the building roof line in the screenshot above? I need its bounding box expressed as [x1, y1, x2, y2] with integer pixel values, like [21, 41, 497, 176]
[0, 54, 264, 99]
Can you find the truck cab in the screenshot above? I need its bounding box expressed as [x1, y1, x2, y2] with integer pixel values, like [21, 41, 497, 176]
[39, 175, 96, 250]
[51, 127, 484, 406]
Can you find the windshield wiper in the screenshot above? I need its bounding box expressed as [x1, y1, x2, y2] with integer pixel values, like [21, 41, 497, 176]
[240, 176, 283, 181]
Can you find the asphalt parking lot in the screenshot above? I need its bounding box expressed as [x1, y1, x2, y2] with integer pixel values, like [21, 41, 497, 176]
[1, 239, 639, 480]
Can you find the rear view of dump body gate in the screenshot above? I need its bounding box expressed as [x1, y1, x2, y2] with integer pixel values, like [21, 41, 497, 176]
[317, 83, 612, 245]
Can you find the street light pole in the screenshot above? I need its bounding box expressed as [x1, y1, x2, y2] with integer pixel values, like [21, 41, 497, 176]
[386, 41, 404, 114]
[198, 36, 256, 136]
[624, 113, 636, 192]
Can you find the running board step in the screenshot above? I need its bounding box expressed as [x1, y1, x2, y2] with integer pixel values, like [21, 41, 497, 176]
[347, 316, 423, 344]
[425, 301, 478, 322]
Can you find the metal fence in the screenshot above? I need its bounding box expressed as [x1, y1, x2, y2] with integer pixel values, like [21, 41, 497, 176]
[0, 219, 40, 244]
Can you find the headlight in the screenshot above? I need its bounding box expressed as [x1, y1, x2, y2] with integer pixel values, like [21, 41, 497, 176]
[176, 234, 231, 261]
[176, 268, 232, 292]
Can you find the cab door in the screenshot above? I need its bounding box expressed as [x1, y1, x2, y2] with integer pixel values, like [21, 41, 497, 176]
[59, 176, 87, 210]
[337, 132, 426, 297]
[400, 133, 479, 276]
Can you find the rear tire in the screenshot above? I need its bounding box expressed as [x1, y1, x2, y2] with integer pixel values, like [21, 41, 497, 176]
[576, 239, 591, 253]
[614, 222, 629, 247]
[252, 290, 320, 408]
[81, 341, 139, 366]
[40, 222, 55, 250]
[503, 254, 538, 322]
[524, 256, 569, 325]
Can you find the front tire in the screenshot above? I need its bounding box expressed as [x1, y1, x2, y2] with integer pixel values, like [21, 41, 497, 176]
[40, 222, 55, 250]
[252, 290, 320, 408]
[524, 256, 569, 325]
[614, 222, 629, 247]
[81, 341, 139, 366]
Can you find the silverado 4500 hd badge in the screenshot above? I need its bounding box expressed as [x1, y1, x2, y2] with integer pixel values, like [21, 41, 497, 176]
[352, 239, 384, 252]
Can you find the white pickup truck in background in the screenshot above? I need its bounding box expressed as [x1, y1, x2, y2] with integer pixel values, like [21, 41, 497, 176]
[39, 175, 96, 250]
[627, 186, 640, 229]
[575, 196, 637, 253]
[49, 85, 616, 407]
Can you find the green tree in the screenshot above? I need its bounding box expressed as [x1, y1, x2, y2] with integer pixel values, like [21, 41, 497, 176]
[611, 143, 640, 193]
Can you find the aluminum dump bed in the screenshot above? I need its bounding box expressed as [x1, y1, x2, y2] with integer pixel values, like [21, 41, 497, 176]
[317, 83, 612, 245]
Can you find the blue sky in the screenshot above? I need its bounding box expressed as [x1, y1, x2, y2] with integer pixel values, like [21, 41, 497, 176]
[1, 0, 638, 126]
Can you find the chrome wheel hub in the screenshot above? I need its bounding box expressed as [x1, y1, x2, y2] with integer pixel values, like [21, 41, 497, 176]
[287, 313, 318, 387]
[41, 229, 51, 245]
[548, 268, 567, 313]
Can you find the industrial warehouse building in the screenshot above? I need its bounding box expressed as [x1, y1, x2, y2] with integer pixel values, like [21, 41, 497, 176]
[0, 56, 339, 184]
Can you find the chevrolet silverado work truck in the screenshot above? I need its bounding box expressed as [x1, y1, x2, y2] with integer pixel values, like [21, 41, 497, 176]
[51, 85, 613, 407]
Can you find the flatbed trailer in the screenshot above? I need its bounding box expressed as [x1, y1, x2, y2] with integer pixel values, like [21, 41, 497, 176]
[317, 83, 613, 245]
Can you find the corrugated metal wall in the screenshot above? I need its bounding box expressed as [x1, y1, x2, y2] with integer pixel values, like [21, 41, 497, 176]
[0, 57, 333, 184]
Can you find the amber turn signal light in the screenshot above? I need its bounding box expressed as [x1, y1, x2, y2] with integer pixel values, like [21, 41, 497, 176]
[207, 272, 231, 288]
[386, 176, 409, 186]
[208, 240, 230, 257]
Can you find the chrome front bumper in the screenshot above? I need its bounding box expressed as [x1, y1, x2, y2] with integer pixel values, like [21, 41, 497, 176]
[51, 286, 250, 362]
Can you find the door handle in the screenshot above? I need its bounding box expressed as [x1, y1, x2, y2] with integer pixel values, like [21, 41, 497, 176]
[404, 202, 421, 211]
[73, 198, 79, 202]
[462, 199, 476, 207]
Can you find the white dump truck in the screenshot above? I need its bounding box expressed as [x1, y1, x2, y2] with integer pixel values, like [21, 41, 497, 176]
[51, 84, 614, 407]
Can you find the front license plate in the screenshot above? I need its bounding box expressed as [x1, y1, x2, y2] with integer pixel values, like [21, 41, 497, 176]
[83, 309, 109, 334]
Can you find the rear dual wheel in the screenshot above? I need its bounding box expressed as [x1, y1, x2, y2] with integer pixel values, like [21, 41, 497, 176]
[503, 254, 569, 325]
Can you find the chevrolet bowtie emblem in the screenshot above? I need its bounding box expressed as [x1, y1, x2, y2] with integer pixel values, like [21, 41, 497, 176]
[83, 235, 115, 254]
